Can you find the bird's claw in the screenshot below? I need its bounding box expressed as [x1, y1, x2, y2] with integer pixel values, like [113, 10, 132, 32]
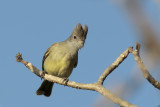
[63, 78, 69, 86]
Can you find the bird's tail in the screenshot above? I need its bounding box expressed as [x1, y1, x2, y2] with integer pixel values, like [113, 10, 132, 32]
[36, 80, 54, 97]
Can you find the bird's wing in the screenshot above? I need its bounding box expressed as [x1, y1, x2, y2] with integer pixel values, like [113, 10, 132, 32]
[74, 53, 78, 68]
[42, 43, 56, 71]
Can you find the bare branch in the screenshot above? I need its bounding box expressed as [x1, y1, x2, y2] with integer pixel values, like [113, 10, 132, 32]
[129, 43, 160, 89]
[16, 42, 160, 106]
[95, 84, 137, 107]
[18, 42, 159, 106]
[97, 47, 133, 85]
[16, 52, 137, 107]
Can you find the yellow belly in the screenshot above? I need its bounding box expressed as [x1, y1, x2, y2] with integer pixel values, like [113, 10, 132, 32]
[43, 53, 74, 78]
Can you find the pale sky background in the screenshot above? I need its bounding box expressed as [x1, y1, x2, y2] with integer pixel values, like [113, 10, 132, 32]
[0, 0, 160, 107]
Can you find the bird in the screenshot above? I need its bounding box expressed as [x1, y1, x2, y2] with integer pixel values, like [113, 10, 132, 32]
[36, 23, 88, 97]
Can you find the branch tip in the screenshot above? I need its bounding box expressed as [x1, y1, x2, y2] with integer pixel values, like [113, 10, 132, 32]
[16, 53, 23, 62]
[135, 42, 140, 51]
[128, 47, 133, 53]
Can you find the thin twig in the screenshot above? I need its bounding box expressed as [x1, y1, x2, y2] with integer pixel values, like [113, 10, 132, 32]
[97, 47, 133, 85]
[129, 43, 160, 89]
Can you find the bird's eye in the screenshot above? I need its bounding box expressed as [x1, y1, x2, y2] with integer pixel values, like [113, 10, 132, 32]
[74, 36, 76, 39]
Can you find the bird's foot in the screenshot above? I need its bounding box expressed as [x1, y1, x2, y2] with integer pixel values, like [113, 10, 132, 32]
[63, 78, 69, 86]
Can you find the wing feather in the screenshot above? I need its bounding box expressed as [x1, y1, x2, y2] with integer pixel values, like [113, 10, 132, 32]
[74, 53, 78, 68]
[42, 43, 56, 71]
